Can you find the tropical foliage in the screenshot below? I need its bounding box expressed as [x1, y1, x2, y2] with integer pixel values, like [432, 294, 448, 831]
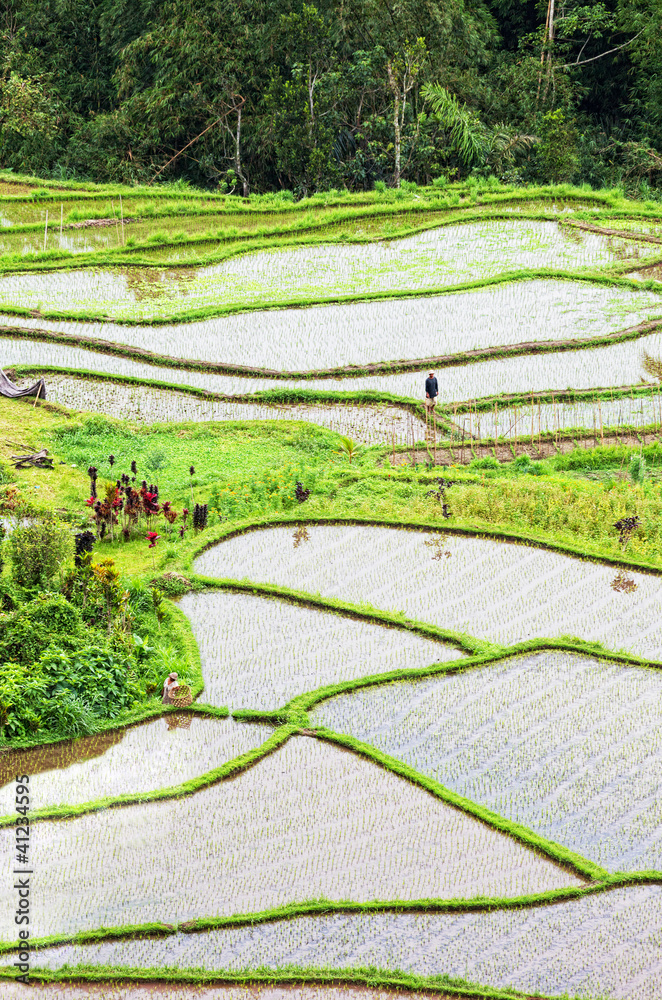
[0, 0, 660, 193]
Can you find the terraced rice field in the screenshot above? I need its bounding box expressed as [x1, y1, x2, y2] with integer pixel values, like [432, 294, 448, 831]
[0, 220, 657, 322]
[311, 650, 662, 871]
[5, 182, 662, 1000]
[25, 888, 662, 1000]
[0, 738, 582, 940]
[32, 373, 425, 444]
[193, 524, 662, 658]
[179, 591, 463, 709]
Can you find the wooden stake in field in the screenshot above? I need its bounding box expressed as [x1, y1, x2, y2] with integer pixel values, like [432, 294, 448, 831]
[119, 194, 125, 245]
[60, 203, 63, 239]
[494, 401, 498, 457]
[538, 399, 542, 453]
[43, 210, 48, 252]
[112, 201, 120, 246]
[530, 393, 534, 452]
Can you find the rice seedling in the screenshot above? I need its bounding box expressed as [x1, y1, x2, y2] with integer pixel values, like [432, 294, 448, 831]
[21, 885, 662, 998]
[468, 388, 662, 440]
[0, 985, 443, 1000]
[179, 591, 463, 710]
[193, 525, 662, 659]
[311, 649, 662, 871]
[0, 739, 580, 941]
[4, 193, 662, 995]
[0, 717, 270, 816]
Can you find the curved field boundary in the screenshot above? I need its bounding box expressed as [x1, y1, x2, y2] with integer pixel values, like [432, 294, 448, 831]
[566, 219, 662, 244]
[0, 203, 568, 245]
[13, 365, 425, 412]
[0, 725, 293, 828]
[1, 202, 633, 270]
[452, 381, 662, 413]
[0, 268, 658, 327]
[0, 180, 624, 224]
[312, 729, 603, 880]
[0, 212, 566, 273]
[183, 512, 662, 578]
[12, 366, 662, 451]
[0, 224, 660, 278]
[2, 874, 662, 961]
[3, 311, 662, 381]
[0, 964, 569, 1000]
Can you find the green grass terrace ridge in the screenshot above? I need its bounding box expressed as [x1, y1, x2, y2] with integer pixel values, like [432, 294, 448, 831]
[0, 962, 585, 1000]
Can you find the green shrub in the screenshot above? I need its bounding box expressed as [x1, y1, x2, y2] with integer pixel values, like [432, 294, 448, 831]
[630, 453, 647, 484]
[470, 456, 499, 469]
[7, 517, 71, 591]
[40, 692, 101, 739]
[39, 645, 141, 715]
[0, 640, 141, 741]
[0, 594, 84, 665]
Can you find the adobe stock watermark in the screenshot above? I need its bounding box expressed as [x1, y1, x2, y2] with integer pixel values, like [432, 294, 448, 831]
[13, 774, 31, 983]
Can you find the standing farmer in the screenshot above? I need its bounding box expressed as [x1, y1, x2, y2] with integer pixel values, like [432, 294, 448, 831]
[425, 371, 439, 410]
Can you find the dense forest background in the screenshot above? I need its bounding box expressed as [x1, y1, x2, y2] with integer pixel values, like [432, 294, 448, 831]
[0, 0, 660, 195]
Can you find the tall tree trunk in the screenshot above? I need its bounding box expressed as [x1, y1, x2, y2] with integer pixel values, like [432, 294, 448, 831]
[234, 106, 249, 197]
[308, 63, 315, 128]
[386, 61, 401, 187]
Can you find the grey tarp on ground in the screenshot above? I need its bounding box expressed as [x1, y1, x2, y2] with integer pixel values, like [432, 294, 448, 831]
[0, 368, 45, 398]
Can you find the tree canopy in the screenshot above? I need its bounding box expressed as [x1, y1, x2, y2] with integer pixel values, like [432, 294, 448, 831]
[0, 0, 660, 193]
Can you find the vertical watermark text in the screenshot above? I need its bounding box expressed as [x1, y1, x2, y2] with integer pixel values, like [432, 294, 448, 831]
[13, 774, 30, 983]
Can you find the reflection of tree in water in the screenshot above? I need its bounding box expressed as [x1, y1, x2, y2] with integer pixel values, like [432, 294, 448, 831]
[0, 728, 124, 787]
[424, 535, 452, 560]
[293, 526, 310, 548]
[120, 267, 198, 302]
[611, 570, 637, 594]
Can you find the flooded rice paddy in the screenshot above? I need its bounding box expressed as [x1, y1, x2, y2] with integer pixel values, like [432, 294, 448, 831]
[1, 278, 659, 370]
[2, 987, 451, 1000]
[0, 221, 655, 320]
[0, 717, 270, 815]
[179, 591, 463, 710]
[36, 374, 425, 445]
[7, 320, 662, 412]
[467, 389, 662, 439]
[194, 526, 662, 658]
[311, 650, 662, 871]
[5, 199, 662, 996]
[22, 886, 662, 1000]
[0, 739, 580, 939]
[33, 367, 662, 449]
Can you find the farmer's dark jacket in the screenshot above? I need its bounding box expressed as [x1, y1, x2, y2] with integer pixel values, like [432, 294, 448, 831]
[425, 376, 439, 397]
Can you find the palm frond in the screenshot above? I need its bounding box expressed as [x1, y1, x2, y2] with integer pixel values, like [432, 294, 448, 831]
[421, 83, 486, 166]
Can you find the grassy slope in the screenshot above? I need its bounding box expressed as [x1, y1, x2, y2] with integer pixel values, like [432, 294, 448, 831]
[2, 181, 661, 997]
[4, 396, 662, 574]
